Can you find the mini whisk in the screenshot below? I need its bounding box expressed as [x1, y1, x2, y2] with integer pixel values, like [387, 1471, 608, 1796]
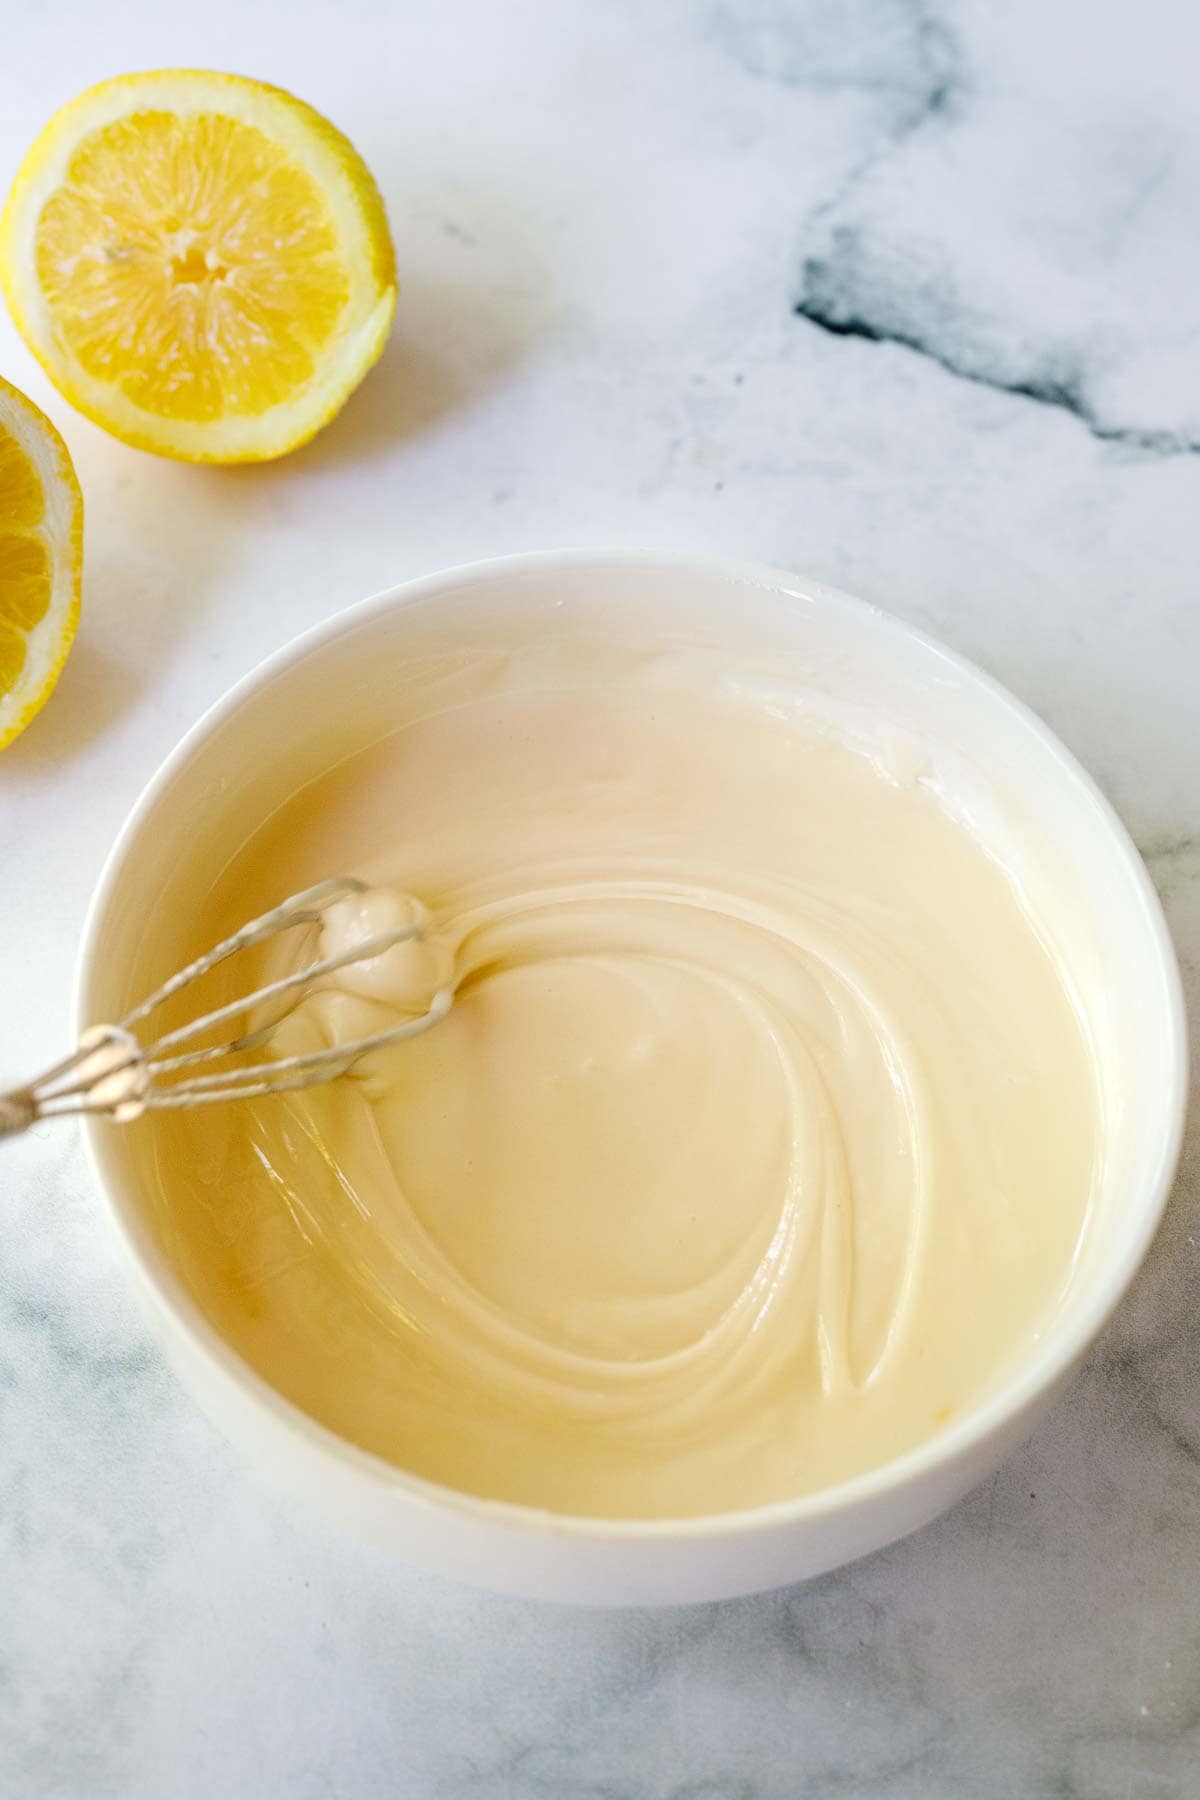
[0, 877, 453, 1141]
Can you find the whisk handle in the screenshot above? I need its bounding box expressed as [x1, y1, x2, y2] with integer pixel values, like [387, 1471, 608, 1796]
[0, 1088, 37, 1140]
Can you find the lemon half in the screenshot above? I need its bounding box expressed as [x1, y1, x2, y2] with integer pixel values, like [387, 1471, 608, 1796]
[0, 71, 396, 462]
[0, 374, 82, 749]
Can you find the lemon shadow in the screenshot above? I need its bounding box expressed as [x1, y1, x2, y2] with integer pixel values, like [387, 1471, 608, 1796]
[299, 268, 544, 473]
[0, 636, 140, 769]
[0, 453, 237, 769]
[209, 180, 556, 481]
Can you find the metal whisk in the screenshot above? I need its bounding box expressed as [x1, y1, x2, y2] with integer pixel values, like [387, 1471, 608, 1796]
[0, 877, 453, 1141]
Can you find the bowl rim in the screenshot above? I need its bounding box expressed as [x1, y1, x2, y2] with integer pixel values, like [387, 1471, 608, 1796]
[76, 546, 1189, 1543]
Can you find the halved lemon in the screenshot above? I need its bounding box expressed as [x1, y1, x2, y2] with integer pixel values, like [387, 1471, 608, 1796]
[0, 71, 396, 462]
[0, 375, 82, 749]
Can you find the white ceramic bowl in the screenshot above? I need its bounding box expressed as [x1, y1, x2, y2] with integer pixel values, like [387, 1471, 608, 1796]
[77, 551, 1187, 1606]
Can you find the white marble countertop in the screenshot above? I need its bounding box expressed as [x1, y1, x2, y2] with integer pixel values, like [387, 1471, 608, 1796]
[2, 1, 1198, 1794]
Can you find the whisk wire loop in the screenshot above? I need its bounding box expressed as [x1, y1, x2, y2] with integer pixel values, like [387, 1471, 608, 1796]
[0, 878, 452, 1138]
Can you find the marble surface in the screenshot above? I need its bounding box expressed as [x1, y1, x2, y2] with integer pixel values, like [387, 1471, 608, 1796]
[2, 0, 1198, 1793]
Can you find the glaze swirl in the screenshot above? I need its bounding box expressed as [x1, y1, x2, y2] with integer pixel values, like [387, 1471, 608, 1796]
[143, 660, 1097, 1516]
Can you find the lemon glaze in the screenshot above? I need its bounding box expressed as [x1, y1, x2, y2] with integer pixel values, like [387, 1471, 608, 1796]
[137, 626, 1099, 1518]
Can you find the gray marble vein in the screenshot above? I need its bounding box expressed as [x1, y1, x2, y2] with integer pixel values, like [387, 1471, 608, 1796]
[2, 0, 1199, 1793]
[786, 0, 1200, 452]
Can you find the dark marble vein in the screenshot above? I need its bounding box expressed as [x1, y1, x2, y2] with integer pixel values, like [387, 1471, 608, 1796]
[793, 274, 1200, 455]
[782, 0, 1200, 455]
[1097, 1342, 1200, 1469]
[671, 1783, 755, 1800]
[1139, 832, 1200, 865]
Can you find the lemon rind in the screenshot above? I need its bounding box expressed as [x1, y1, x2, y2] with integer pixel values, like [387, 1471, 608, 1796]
[0, 375, 83, 749]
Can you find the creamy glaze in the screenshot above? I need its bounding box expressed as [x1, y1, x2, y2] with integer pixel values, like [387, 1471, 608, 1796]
[138, 645, 1100, 1518]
